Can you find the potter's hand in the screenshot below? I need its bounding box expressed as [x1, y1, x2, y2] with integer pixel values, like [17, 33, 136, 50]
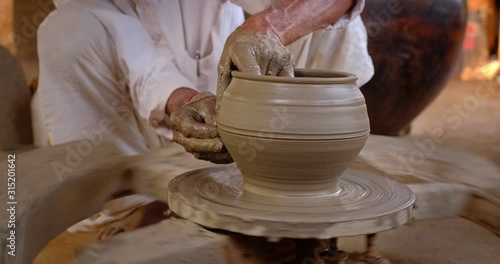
[216, 0, 357, 112]
[216, 27, 294, 113]
[170, 92, 233, 164]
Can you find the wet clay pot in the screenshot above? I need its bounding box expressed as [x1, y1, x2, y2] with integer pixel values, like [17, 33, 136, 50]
[360, 0, 467, 135]
[217, 69, 370, 196]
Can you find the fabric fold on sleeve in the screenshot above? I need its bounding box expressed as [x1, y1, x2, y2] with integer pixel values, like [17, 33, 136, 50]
[98, 12, 198, 136]
[328, 0, 365, 30]
[129, 52, 197, 132]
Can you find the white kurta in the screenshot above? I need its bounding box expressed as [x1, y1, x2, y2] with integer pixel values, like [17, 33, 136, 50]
[34, 0, 373, 155]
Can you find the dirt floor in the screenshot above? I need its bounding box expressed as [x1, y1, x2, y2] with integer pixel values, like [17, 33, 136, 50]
[343, 217, 500, 264]
[32, 78, 500, 263]
[411, 78, 500, 165]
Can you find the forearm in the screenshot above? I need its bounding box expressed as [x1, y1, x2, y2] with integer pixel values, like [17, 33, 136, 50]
[242, 0, 354, 45]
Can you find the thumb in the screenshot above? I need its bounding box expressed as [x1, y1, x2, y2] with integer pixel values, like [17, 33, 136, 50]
[279, 63, 294, 77]
[216, 70, 231, 115]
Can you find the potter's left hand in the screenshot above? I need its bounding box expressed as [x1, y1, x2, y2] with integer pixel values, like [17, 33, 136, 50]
[170, 92, 233, 164]
[216, 26, 294, 113]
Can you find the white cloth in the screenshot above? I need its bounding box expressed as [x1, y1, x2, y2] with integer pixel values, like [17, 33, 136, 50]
[66, 194, 155, 232]
[36, 0, 373, 232]
[288, 17, 374, 86]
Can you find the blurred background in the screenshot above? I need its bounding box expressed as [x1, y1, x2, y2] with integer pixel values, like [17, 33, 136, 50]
[0, 0, 499, 263]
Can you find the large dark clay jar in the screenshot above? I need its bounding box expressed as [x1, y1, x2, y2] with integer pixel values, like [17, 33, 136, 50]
[360, 0, 467, 135]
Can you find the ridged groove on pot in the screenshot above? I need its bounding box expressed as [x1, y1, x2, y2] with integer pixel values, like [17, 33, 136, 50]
[219, 132, 368, 196]
[217, 69, 370, 196]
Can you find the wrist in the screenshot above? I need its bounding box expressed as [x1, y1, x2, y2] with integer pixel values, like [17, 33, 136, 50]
[166, 88, 199, 115]
[241, 14, 284, 44]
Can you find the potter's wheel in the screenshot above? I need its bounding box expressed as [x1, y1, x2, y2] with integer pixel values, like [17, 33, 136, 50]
[168, 166, 415, 239]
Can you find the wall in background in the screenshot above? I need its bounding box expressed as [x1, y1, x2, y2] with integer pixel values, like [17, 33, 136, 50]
[0, 0, 14, 53]
[14, 0, 54, 63]
[11, 0, 54, 82]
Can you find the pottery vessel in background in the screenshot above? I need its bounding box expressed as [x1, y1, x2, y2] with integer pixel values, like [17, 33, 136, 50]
[360, 0, 467, 135]
[217, 69, 370, 196]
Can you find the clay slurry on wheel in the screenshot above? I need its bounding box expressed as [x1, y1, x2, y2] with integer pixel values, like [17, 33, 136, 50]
[168, 166, 415, 239]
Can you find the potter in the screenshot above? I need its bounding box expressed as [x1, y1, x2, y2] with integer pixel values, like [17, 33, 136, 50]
[34, 0, 375, 248]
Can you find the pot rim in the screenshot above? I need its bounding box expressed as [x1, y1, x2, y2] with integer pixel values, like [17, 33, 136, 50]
[231, 68, 358, 84]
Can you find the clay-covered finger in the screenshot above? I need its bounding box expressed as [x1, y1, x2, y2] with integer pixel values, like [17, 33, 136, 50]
[266, 53, 282, 76]
[231, 42, 261, 75]
[173, 130, 224, 153]
[196, 96, 218, 126]
[278, 61, 294, 77]
[171, 107, 219, 139]
[195, 151, 234, 164]
[216, 72, 231, 114]
[216, 58, 232, 114]
[217, 43, 260, 114]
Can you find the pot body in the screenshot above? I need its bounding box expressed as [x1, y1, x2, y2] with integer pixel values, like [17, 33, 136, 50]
[217, 69, 370, 196]
[360, 0, 467, 135]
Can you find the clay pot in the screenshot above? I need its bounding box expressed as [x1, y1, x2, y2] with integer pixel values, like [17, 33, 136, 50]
[217, 69, 370, 196]
[360, 0, 467, 135]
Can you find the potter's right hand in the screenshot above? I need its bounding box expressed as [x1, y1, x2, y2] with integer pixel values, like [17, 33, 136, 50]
[216, 26, 294, 113]
[170, 92, 233, 164]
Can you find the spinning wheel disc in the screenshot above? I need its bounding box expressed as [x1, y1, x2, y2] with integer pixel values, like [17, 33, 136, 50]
[168, 166, 415, 239]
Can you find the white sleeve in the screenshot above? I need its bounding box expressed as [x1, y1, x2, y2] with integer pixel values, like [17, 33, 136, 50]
[233, 0, 364, 29]
[94, 12, 197, 131]
[37, 5, 192, 152]
[287, 17, 374, 87]
[329, 0, 365, 30]
[230, 0, 273, 15]
[37, 6, 194, 146]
